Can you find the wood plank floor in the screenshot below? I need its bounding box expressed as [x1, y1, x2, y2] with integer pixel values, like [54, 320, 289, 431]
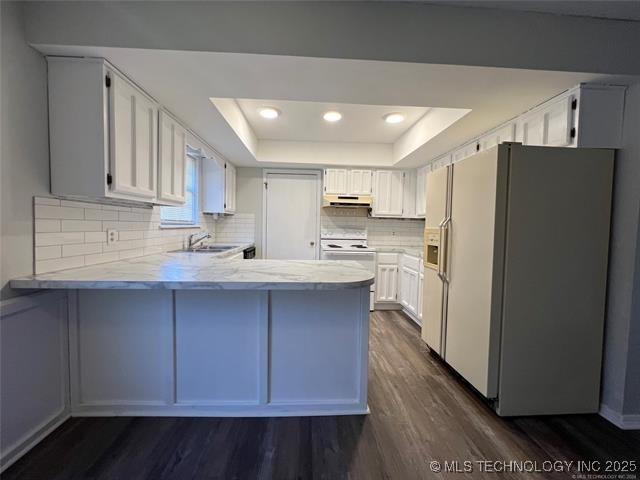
[4, 311, 639, 480]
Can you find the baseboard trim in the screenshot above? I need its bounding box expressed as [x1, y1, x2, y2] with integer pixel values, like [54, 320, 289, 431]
[70, 403, 370, 418]
[0, 409, 71, 473]
[599, 404, 640, 430]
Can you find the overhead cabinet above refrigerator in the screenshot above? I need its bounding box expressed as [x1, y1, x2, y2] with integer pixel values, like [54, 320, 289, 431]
[421, 143, 614, 416]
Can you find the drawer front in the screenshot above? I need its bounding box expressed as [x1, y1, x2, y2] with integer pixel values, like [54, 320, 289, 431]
[377, 252, 399, 265]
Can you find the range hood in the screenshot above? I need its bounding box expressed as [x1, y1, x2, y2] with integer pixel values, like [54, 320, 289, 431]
[322, 194, 372, 208]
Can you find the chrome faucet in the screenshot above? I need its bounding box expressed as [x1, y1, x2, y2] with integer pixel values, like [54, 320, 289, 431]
[187, 231, 211, 249]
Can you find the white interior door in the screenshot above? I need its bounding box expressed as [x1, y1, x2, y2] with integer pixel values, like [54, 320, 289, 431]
[264, 171, 320, 260]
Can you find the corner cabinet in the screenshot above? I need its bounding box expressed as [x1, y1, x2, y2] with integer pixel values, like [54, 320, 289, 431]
[47, 57, 190, 205]
[157, 110, 187, 206]
[201, 153, 237, 215]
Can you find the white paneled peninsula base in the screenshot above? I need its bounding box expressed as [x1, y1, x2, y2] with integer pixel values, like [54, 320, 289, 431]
[12, 255, 374, 417]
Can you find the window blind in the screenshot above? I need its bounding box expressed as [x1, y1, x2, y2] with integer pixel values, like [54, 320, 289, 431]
[161, 156, 198, 225]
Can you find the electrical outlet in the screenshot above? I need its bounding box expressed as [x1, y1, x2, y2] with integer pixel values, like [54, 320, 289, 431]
[106, 229, 118, 245]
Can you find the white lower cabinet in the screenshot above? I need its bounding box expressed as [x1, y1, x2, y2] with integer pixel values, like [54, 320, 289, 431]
[399, 253, 421, 322]
[375, 264, 398, 302]
[375, 253, 399, 302]
[418, 268, 424, 322]
[400, 266, 419, 314]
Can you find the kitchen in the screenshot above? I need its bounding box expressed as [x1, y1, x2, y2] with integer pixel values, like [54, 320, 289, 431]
[2, 1, 640, 479]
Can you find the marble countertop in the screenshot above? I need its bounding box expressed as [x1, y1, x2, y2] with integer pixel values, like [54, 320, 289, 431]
[372, 246, 424, 257]
[11, 250, 375, 290]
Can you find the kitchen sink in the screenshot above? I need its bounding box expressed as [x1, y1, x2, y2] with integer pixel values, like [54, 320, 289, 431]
[171, 245, 238, 253]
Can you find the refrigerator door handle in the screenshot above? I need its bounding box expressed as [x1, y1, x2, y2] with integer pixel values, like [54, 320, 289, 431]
[441, 217, 452, 283]
[437, 219, 446, 279]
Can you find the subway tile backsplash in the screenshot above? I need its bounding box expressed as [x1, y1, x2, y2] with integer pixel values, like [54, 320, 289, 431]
[33, 196, 215, 274]
[321, 208, 424, 247]
[32, 196, 256, 274]
[214, 213, 256, 244]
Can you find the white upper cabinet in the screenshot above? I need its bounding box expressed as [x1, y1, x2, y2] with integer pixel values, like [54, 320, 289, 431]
[323, 168, 371, 195]
[452, 141, 478, 164]
[416, 166, 428, 218]
[516, 95, 573, 147]
[347, 169, 373, 195]
[201, 152, 236, 215]
[323, 169, 348, 194]
[109, 74, 158, 200]
[402, 170, 417, 218]
[48, 57, 161, 203]
[372, 170, 404, 217]
[157, 110, 187, 205]
[479, 123, 515, 152]
[225, 162, 237, 214]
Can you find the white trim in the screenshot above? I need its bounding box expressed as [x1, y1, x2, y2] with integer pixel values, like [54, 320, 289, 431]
[158, 224, 201, 229]
[0, 290, 71, 473]
[599, 404, 640, 430]
[0, 410, 71, 473]
[0, 290, 67, 317]
[69, 403, 369, 418]
[261, 168, 322, 260]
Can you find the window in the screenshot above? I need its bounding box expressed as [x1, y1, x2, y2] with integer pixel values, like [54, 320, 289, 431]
[161, 155, 199, 226]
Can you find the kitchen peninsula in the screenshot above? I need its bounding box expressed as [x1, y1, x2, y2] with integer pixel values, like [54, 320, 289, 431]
[11, 254, 374, 417]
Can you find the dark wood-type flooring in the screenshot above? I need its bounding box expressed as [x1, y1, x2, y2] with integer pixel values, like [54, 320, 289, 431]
[3, 311, 639, 480]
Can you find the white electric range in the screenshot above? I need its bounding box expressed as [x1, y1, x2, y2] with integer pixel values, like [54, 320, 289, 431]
[321, 229, 375, 311]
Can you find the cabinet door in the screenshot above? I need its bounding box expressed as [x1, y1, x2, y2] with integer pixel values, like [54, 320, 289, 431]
[452, 142, 477, 163]
[479, 123, 515, 151]
[418, 271, 424, 322]
[373, 170, 403, 216]
[109, 74, 157, 200]
[375, 265, 398, 302]
[416, 166, 427, 217]
[324, 169, 348, 194]
[157, 111, 187, 205]
[519, 96, 572, 147]
[348, 170, 372, 195]
[402, 171, 417, 218]
[401, 266, 418, 314]
[544, 96, 573, 146]
[225, 162, 236, 213]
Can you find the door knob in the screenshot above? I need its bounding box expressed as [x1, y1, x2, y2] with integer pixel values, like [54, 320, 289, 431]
[310, 241, 315, 246]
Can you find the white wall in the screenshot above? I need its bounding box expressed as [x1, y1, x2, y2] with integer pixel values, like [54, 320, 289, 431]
[1, 2, 50, 299]
[23, 2, 640, 75]
[258, 140, 391, 167]
[235, 168, 264, 257]
[600, 82, 640, 422]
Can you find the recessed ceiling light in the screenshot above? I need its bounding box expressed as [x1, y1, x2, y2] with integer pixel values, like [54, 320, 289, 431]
[323, 111, 342, 122]
[259, 107, 280, 119]
[384, 113, 405, 124]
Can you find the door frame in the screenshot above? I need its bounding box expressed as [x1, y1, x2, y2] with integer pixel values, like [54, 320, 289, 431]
[262, 168, 322, 260]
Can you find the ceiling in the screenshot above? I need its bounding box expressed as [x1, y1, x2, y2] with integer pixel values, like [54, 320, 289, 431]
[426, 1, 640, 21]
[235, 99, 431, 143]
[33, 45, 636, 168]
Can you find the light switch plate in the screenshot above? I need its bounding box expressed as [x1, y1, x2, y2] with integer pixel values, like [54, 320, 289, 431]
[106, 229, 118, 245]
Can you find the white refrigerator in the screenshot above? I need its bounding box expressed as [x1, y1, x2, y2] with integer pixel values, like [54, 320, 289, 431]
[421, 143, 614, 416]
